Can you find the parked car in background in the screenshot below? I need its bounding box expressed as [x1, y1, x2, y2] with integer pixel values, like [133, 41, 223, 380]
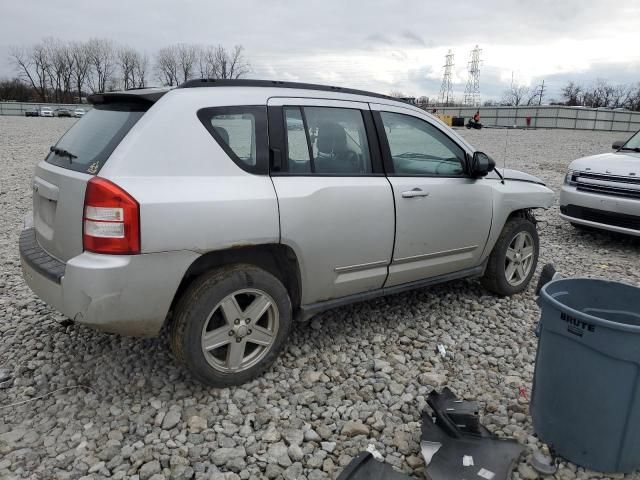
[39, 107, 53, 117]
[25, 108, 39, 117]
[560, 129, 640, 236]
[73, 108, 85, 118]
[20, 80, 553, 386]
[55, 108, 72, 117]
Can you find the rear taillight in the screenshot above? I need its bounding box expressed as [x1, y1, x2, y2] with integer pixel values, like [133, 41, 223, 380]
[83, 177, 140, 254]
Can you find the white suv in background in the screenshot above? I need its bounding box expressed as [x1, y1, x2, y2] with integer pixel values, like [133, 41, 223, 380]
[20, 80, 553, 386]
[560, 130, 640, 236]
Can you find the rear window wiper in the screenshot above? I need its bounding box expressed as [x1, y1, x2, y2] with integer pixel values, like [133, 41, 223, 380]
[619, 146, 640, 152]
[50, 146, 77, 161]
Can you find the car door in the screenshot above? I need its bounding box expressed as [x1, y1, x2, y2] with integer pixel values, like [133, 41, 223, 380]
[371, 103, 493, 287]
[267, 97, 394, 305]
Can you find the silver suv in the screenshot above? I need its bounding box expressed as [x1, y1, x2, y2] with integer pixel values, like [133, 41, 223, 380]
[20, 80, 553, 386]
[560, 129, 640, 236]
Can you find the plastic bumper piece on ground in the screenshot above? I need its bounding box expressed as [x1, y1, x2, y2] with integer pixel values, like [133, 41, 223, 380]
[421, 388, 525, 480]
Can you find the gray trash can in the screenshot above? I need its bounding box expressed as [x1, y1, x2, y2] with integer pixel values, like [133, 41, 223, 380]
[532, 278, 640, 473]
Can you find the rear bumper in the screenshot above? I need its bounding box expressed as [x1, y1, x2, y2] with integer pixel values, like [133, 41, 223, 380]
[20, 228, 199, 336]
[559, 185, 640, 236]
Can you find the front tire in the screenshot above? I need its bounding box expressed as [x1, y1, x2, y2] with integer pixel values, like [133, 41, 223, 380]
[481, 217, 539, 296]
[170, 264, 292, 387]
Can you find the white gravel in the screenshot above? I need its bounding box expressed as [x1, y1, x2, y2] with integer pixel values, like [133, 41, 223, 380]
[1, 116, 639, 480]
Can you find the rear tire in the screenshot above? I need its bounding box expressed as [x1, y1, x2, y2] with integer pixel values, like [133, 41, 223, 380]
[481, 217, 539, 296]
[170, 264, 292, 387]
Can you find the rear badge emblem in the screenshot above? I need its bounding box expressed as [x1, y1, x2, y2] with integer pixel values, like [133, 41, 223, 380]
[87, 162, 99, 174]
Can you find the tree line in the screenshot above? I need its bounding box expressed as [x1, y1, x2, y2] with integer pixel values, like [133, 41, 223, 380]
[3, 37, 249, 103]
[498, 79, 640, 111]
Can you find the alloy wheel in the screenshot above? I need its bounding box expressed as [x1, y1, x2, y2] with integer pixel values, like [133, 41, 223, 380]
[200, 288, 279, 373]
[504, 231, 535, 286]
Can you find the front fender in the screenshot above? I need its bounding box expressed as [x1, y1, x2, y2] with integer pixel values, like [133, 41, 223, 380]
[480, 179, 553, 260]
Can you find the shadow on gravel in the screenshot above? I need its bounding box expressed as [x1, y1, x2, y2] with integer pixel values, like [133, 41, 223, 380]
[42, 277, 494, 399]
[567, 225, 640, 251]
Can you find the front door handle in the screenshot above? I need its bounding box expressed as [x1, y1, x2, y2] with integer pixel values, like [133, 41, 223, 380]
[401, 188, 430, 198]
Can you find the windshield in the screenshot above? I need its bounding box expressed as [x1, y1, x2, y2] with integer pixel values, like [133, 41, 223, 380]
[46, 103, 146, 174]
[623, 131, 640, 150]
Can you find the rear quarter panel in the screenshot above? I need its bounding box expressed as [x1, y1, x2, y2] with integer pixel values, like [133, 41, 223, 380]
[98, 89, 280, 253]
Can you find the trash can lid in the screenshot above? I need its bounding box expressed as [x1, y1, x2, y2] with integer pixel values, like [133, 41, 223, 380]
[540, 277, 640, 333]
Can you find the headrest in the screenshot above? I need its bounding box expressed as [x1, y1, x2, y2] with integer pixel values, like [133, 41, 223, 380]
[317, 122, 347, 154]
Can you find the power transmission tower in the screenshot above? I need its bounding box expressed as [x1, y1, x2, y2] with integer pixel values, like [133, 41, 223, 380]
[439, 50, 454, 106]
[463, 45, 482, 106]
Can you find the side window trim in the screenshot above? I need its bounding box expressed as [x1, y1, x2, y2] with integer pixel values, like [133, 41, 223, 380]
[270, 105, 384, 176]
[373, 110, 471, 177]
[299, 107, 316, 173]
[197, 105, 269, 175]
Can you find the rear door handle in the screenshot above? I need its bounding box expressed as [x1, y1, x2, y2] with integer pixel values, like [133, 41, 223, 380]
[401, 188, 430, 198]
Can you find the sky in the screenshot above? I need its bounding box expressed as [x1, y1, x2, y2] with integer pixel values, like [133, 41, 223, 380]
[1, 0, 639, 102]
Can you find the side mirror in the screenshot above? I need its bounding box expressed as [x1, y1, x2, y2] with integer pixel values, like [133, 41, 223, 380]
[470, 151, 496, 177]
[612, 140, 625, 149]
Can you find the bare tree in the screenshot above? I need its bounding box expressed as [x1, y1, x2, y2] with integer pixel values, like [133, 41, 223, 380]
[610, 84, 632, 108]
[43, 38, 74, 102]
[70, 41, 91, 102]
[118, 46, 139, 90]
[134, 52, 149, 88]
[156, 45, 180, 86]
[580, 79, 616, 108]
[501, 83, 530, 106]
[9, 44, 49, 101]
[212, 45, 249, 79]
[86, 38, 116, 93]
[628, 83, 640, 112]
[195, 44, 249, 80]
[561, 81, 583, 106]
[176, 44, 198, 83]
[197, 45, 217, 78]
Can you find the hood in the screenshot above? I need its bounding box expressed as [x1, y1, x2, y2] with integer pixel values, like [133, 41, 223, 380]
[569, 152, 640, 177]
[487, 168, 545, 185]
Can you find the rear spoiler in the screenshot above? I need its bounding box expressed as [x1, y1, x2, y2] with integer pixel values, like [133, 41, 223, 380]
[88, 88, 170, 106]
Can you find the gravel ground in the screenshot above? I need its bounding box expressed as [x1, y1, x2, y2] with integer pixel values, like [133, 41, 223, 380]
[1, 116, 639, 480]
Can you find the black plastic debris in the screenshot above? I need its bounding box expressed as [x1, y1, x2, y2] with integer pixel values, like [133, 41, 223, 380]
[535, 263, 558, 296]
[336, 452, 412, 480]
[422, 388, 524, 480]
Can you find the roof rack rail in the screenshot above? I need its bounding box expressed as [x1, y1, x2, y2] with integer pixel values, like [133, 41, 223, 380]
[177, 78, 401, 102]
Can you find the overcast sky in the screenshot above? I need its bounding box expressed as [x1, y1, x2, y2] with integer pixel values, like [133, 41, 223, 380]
[1, 0, 639, 101]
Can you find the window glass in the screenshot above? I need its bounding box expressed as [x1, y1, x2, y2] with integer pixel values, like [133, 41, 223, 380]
[298, 107, 372, 174]
[47, 104, 146, 174]
[380, 112, 465, 176]
[624, 130, 640, 149]
[284, 107, 311, 173]
[210, 113, 257, 167]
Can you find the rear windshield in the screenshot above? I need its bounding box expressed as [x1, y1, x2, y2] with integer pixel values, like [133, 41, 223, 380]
[46, 104, 146, 174]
